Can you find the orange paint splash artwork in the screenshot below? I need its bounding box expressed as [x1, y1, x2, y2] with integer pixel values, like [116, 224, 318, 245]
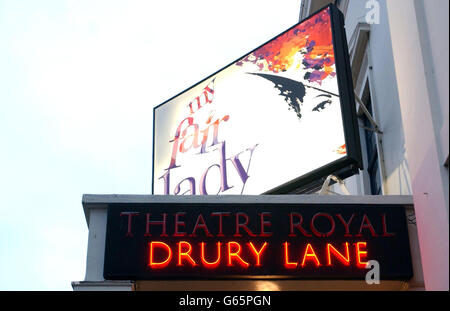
[334, 144, 347, 155]
[236, 7, 335, 85]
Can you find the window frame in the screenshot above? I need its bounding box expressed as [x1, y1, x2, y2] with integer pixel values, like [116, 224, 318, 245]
[346, 22, 386, 196]
[354, 48, 386, 195]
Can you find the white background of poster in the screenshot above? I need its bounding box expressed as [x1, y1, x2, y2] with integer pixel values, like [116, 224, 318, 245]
[154, 37, 346, 195]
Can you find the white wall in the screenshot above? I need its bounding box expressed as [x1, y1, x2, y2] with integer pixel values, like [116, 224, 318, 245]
[385, 0, 449, 291]
[415, 0, 449, 209]
[335, 0, 412, 196]
[325, 0, 448, 290]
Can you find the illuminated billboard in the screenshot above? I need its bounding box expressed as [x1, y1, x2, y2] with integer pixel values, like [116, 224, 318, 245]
[152, 4, 362, 195]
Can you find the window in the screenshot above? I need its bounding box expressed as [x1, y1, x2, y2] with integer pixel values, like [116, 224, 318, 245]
[360, 83, 382, 195]
[348, 19, 384, 196]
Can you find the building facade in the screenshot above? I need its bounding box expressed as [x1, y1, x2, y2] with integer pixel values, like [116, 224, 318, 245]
[73, 0, 449, 291]
[300, 0, 448, 290]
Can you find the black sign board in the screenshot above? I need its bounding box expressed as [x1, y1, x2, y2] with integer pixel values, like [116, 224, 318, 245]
[103, 201, 413, 281]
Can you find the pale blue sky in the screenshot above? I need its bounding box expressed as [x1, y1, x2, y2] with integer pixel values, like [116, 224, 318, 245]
[0, 0, 302, 290]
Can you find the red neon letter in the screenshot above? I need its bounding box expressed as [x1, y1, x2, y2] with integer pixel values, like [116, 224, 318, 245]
[356, 214, 378, 237]
[301, 243, 321, 267]
[381, 213, 395, 237]
[200, 242, 221, 268]
[145, 213, 168, 237]
[289, 213, 312, 237]
[227, 241, 250, 268]
[355, 242, 368, 268]
[234, 213, 257, 237]
[120, 212, 139, 237]
[336, 214, 355, 237]
[311, 213, 335, 237]
[248, 242, 268, 267]
[149, 242, 172, 268]
[326, 242, 350, 266]
[192, 214, 213, 237]
[283, 242, 298, 269]
[259, 213, 272, 237]
[211, 212, 230, 237]
[174, 212, 187, 237]
[177, 241, 197, 266]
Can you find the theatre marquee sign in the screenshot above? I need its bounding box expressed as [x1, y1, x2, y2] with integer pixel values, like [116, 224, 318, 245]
[101, 196, 413, 281]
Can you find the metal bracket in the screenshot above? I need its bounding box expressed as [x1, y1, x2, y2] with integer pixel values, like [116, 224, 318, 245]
[406, 208, 417, 225]
[319, 174, 351, 195]
[354, 90, 383, 134]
